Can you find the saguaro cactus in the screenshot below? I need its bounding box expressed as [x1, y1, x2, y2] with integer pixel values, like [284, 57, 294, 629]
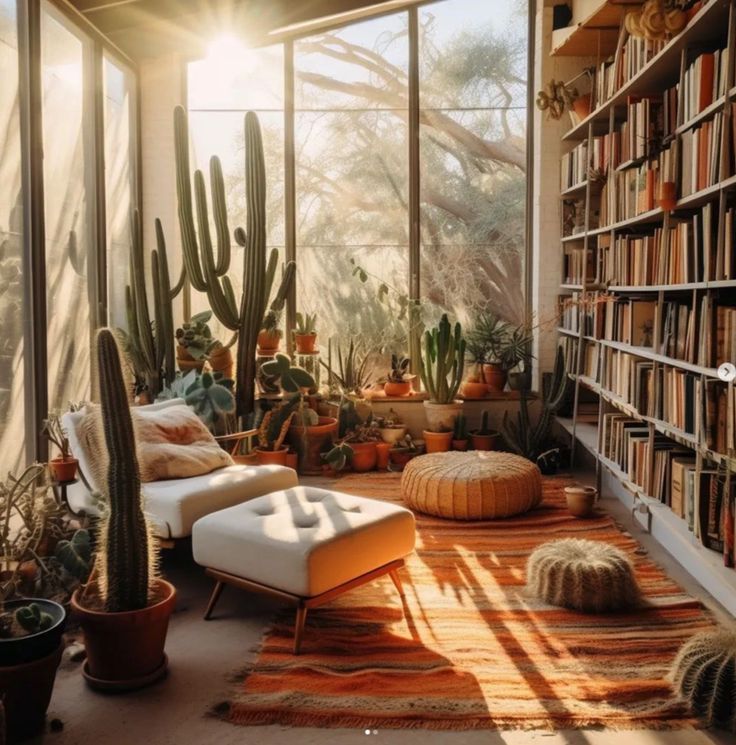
[96, 329, 149, 612]
[174, 105, 295, 423]
[122, 210, 184, 397]
[419, 314, 466, 404]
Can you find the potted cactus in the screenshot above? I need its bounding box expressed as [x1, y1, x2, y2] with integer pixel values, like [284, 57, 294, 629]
[175, 310, 215, 373]
[71, 329, 176, 691]
[42, 413, 78, 483]
[382, 354, 414, 397]
[452, 414, 469, 451]
[293, 312, 317, 354]
[420, 314, 465, 448]
[470, 411, 499, 451]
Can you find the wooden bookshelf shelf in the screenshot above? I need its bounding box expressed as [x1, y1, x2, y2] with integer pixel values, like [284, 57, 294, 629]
[561, 180, 589, 197]
[555, 0, 736, 610]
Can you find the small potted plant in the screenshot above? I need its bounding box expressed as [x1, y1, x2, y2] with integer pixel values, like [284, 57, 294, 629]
[389, 433, 424, 469]
[42, 412, 78, 483]
[287, 405, 337, 475]
[470, 411, 499, 451]
[176, 310, 215, 373]
[293, 312, 317, 354]
[461, 338, 489, 399]
[469, 311, 510, 393]
[383, 354, 415, 397]
[257, 309, 283, 355]
[376, 409, 407, 445]
[452, 414, 469, 451]
[498, 325, 534, 391]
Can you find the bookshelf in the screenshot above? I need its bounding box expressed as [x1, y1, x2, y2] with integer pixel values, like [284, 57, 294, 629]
[553, 0, 736, 615]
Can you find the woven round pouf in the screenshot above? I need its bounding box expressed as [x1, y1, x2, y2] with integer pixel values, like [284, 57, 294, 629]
[670, 629, 736, 732]
[526, 538, 640, 613]
[400, 451, 542, 520]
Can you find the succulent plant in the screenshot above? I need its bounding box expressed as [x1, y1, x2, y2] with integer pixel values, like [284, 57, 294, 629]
[420, 314, 466, 404]
[453, 413, 468, 440]
[14, 602, 53, 635]
[294, 312, 317, 335]
[387, 354, 412, 383]
[175, 310, 215, 360]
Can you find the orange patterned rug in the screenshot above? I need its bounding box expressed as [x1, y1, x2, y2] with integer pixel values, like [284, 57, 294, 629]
[218, 472, 715, 730]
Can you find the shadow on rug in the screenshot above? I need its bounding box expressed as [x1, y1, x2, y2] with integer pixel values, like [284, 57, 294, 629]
[215, 473, 714, 730]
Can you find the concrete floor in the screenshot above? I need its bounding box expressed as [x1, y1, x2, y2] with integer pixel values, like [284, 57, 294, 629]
[36, 475, 733, 745]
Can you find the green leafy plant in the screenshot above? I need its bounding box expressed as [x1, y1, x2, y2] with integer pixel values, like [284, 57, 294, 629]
[41, 412, 70, 459]
[468, 311, 510, 365]
[55, 529, 92, 582]
[419, 314, 466, 404]
[321, 442, 354, 472]
[157, 370, 236, 434]
[497, 325, 534, 372]
[386, 354, 413, 383]
[321, 338, 373, 396]
[175, 310, 216, 360]
[14, 602, 53, 634]
[294, 312, 317, 335]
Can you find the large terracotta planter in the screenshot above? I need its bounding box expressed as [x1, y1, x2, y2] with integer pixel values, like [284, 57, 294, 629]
[72, 579, 176, 691]
[208, 345, 234, 379]
[294, 333, 317, 354]
[482, 363, 507, 392]
[286, 416, 337, 474]
[384, 380, 412, 397]
[461, 380, 488, 399]
[257, 329, 282, 355]
[423, 430, 453, 453]
[48, 456, 78, 483]
[350, 442, 378, 472]
[470, 432, 499, 451]
[255, 447, 289, 466]
[423, 400, 463, 432]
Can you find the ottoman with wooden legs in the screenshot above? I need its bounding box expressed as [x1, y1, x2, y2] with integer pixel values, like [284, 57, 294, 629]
[192, 486, 416, 653]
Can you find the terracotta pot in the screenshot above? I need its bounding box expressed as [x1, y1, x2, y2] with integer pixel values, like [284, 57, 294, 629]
[470, 432, 499, 451]
[208, 345, 234, 379]
[384, 380, 412, 397]
[286, 416, 337, 474]
[0, 642, 63, 741]
[72, 579, 176, 691]
[423, 400, 463, 432]
[257, 329, 282, 355]
[379, 426, 407, 445]
[658, 181, 677, 211]
[255, 447, 289, 466]
[350, 441, 378, 472]
[482, 363, 507, 392]
[452, 439, 469, 451]
[423, 430, 453, 453]
[572, 93, 592, 121]
[294, 333, 317, 354]
[461, 380, 489, 399]
[375, 441, 392, 470]
[48, 456, 78, 483]
[177, 344, 205, 373]
[565, 485, 598, 518]
[286, 451, 298, 469]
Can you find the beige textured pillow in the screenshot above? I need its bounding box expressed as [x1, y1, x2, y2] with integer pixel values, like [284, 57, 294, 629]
[77, 403, 233, 485]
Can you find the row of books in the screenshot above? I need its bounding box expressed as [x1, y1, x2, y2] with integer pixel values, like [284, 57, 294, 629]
[561, 142, 588, 191]
[681, 48, 728, 124]
[595, 296, 656, 347]
[680, 111, 723, 197]
[619, 93, 675, 164]
[562, 246, 595, 285]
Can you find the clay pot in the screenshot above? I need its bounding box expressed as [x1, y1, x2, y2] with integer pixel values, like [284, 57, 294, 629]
[572, 93, 592, 121]
[375, 441, 392, 470]
[286, 451, 298, 469]
[389, 448, 414, 469]
[379, 426, 407, 445]
[72, 579, 176, 691]
[0, 643, 63, 741]
[482, 363, 507, 392]
[177, 344, 205, 373]
[452, 439, 469, 451]
[350, 442, 378, 472]
[286, 416, 337, 474]
[565, 485, 598, 518]
[294, 333, 317, 354]
[255, 447, 289, 466]
[461, 380, 489, 399]
[423, 430, 453, 453]
[470, 432, 499, 451]
[423, 400, 463, 432]
[658, 181, 677, 211]
[257, 329, 282, 355]
[208, 345, 234, 379]
[48, 456, 78, 483]
[384, 380, 412, 397]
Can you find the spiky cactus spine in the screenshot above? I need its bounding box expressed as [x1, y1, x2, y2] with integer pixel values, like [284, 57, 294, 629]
[670, 630, 736, 732]
[526, 538, 640, 613]
[97, 329, 150, 612]
[174, 106, 295, 424]
[419, 314, 466, 404]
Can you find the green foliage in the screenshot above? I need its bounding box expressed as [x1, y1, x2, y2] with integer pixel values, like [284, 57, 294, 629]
[157, 370, 236, 433]
[321, 442, 354, 472]
[321, 339, 373, 396]
[41, 412, 69, 459]
[96, 329, 151, 612]
[14, 602, 53, 634]
[294, 312, 317, 335]
[175, 310, 215, 360]
[261, 354, 316, 393]
[55, 529, 92, 582]
[387, 354, 412, 383]
[453, 413, 468, 440]
[475, 410, 492, 435]
[501, 345, 569, 462]
[257, 395, 301, 451]
[419, 314, 466, 404]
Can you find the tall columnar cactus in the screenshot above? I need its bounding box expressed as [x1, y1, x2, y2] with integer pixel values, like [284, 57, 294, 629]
[174, 105, 295, 423]
[419, 314, 466, 404]
[96, 329, 150, 612]
[670, 629, 736, 732]
[501, 344, 569, 462]
[122, 210, 184, 397]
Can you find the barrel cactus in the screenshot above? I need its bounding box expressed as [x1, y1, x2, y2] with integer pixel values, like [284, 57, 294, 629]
[96, 329, 152, 612]
[670, 629, 736, 732]
[526, 538, 641, 613]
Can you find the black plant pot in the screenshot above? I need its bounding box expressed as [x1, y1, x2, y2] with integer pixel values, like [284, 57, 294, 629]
[0, 599, 66, 666]
[507, 371, 531, 391]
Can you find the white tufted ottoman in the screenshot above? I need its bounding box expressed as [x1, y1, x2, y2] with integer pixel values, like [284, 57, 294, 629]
[192, 486, 416, 653]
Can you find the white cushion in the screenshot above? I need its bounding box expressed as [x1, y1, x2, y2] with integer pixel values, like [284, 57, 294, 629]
[192, 486, 416, 597]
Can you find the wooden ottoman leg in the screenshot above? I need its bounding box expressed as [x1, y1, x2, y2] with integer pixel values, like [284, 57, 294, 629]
[389, 568, 405, 598]
[204, 580, 225, 620]
[293, 604, 308, 655]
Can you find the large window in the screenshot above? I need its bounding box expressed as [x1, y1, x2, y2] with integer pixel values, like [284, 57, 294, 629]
[0, 0, 24, 475]
[186, 0, 529, 349]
